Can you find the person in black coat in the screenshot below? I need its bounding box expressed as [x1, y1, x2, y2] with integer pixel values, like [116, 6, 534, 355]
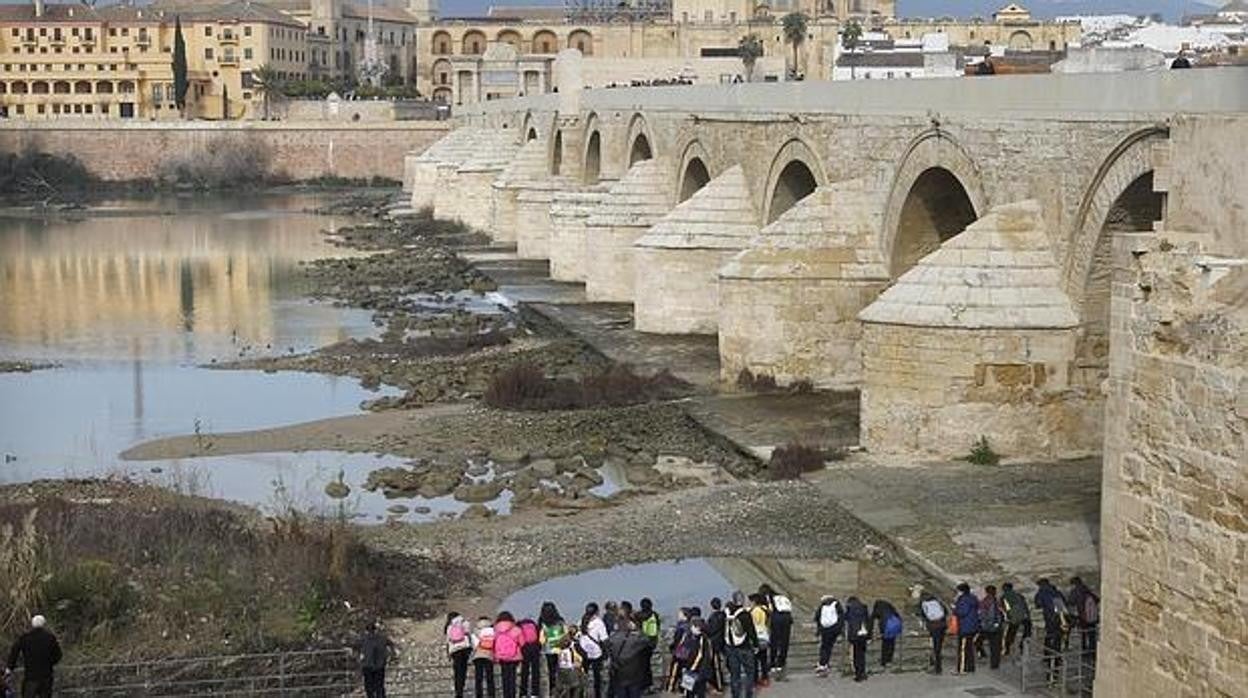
[6, 615, 62, 698]
[870, 600, 902, 668]
[843, 597, 871, 683]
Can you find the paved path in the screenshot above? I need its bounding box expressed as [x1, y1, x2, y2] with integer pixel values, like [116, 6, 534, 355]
[765, 670, 1024, 697]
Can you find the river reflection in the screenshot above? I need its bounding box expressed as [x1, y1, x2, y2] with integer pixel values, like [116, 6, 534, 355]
[0, 193, 395, 515]
[0, 193, 365, 363]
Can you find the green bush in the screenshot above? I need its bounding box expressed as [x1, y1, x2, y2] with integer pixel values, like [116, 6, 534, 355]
[965, 436, 1001, 466]
[42, 559, 137, 641]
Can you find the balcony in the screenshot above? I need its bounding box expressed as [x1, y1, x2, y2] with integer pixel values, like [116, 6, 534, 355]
[219, 32, 239, 45]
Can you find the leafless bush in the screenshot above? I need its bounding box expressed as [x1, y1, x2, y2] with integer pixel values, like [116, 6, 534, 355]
[484, 363, 689, 410]
[767, 443, 845, 480]
[0, 509, 44, 632]
[155, 138, 273, 189]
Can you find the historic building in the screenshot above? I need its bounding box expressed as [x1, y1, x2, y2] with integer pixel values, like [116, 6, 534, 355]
[0, 0, 309, 120]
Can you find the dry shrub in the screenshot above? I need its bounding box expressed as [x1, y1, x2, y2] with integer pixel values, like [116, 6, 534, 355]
[768, 443, 844, 480]
[736, 368, 778, 392]
[0, 492, 465, 663]
[155, 138, 273, 189]
[484, 363, 689, 410]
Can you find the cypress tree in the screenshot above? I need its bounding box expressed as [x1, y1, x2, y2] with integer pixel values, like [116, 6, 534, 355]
[173, 17, 188, 113]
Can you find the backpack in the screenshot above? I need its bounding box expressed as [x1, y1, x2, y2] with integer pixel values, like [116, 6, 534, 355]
[641, 613, 659, 640]
[520, 621, 540, 647]
[772, 595, 793, 613]
[448, 621, 468, 645]
[673, 632, 696, 662]
[494, 627, 520, 661]
[819, 602, 840, 629]
[727, 610, 750, 646]
[1003, 591, 1029, 624]
[477, 631, 495, 653]
[981, 600, 1003, 633]
[1081, 593, 1099, 625]
[883, 614, 903, 640]
[921, 599, 945, 623]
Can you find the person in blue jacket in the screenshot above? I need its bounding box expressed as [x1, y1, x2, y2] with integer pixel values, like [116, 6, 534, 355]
[953, 583, 981, 674]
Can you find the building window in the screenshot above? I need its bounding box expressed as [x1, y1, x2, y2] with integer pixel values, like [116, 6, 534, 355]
[205, 47, 214, 59]
[153, 84, 163, 101]
[85, 104, 93, 114]
[205, 26, 213, 37]
[121, 28, 128, 36]
[244, 26, 252, 37]
[244, 48, 253, 60]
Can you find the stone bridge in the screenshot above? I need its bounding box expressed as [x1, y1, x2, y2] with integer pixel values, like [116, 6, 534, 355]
[402, 69, 1247, 462]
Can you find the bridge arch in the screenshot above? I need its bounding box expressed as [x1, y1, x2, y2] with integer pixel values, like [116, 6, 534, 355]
[762, 138, 826, 224]
[881, 130, 987, 278]
[550, 128, 564, 176]
[1066, 128, 1167, 392]
[625, 113, 654, 168]
[582, 112, 602, 184]
[675, 138, 713, 203]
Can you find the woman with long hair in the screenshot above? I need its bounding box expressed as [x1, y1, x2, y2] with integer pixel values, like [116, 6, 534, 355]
[446, 612, 473, 698]
[538, 602, 567, 696]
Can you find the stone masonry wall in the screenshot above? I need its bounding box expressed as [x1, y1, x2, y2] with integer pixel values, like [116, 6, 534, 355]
[1095, 237, 1247, 698]
[0, 121, 448, 181]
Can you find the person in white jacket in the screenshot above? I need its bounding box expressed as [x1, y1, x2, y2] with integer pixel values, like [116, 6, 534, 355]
[579, 602, 610, 698]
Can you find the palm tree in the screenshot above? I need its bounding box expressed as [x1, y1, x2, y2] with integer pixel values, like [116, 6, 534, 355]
[782, 12, 808, 79]
[252, 64, 282, 120]
[737, 34, 763, 82]
[842, 20, 864, 80]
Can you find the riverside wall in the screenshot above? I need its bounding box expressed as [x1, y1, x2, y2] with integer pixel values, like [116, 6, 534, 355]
[0, 120, 450, 181]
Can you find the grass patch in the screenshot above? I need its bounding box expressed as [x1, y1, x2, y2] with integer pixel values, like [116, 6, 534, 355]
[484, 362, 689, 411]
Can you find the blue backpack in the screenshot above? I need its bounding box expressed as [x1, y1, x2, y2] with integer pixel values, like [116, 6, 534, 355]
[883, 614, 903, 640]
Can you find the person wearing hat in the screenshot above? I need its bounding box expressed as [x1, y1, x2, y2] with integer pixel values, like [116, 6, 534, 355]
[6, 615, 62, 698]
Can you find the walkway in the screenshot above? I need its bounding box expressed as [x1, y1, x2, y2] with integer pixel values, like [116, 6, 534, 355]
[770, 670, 1024, 697]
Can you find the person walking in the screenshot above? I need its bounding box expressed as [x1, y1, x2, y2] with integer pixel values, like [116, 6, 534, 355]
[917, 591, 948, 674]
[580, 603, 609, 698]
[5, 616, 61, 698]
[813, 594, 843, 677]
[358, 621, 394, 698]
[844, 597, 871, 683]
[518, 616, 543, 698]
[953, 583, 981, 674]
[1035, 578, 1071, 683]
[539, 603, 568, 697]
[760, 585, 793, 681]
[603, 601, 620, 636]
[1067, 577, 1099, 656]
[870, 599, 903, 669]
[607, 621, 651, 698]
[494, 613, 524, 698]
[471, 616, 497, 698]
[976, 585, 1005, 669]
[1000, 582, 1031, 658]
[723, 595, 758, 698]
[634, 598, 661, 694]
[448, 613, 474, 698]
[681, 618, 715, 698]
[705, 597, 726, 693]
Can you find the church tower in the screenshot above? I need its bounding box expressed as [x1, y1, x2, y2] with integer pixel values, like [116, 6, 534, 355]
[407, 0, 439, 23]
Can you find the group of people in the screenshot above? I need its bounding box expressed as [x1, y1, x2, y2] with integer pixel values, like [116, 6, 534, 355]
[436, 575, 1100, 698]
[912, 576, 1100, 680]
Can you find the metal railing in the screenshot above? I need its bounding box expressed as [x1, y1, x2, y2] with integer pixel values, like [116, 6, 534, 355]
[45, 649, 357, 697]
[12, 625, 1097, 696]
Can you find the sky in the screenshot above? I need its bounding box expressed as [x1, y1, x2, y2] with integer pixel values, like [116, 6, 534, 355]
[0, 0, 1220, 22]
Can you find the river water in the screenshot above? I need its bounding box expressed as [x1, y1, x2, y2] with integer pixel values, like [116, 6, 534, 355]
[0, 193, 424, 519]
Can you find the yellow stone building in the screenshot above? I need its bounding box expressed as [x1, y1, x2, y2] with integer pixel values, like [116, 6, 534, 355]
[0, 0, 309, 120]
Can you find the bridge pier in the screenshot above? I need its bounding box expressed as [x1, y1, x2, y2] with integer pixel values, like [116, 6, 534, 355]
[408, 128, 480, 212]
[633, 165, 758, 335]
[858, 200, 1101, 459]
[583, 158, 674, 302]
[491, 137, 549, 244]
[719, 179, 889, 389]
[446, 134, 519, 232]
[550, 187, 610, 282]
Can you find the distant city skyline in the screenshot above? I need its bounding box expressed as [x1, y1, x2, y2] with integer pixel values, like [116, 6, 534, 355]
[0, 0, 1223, 21]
